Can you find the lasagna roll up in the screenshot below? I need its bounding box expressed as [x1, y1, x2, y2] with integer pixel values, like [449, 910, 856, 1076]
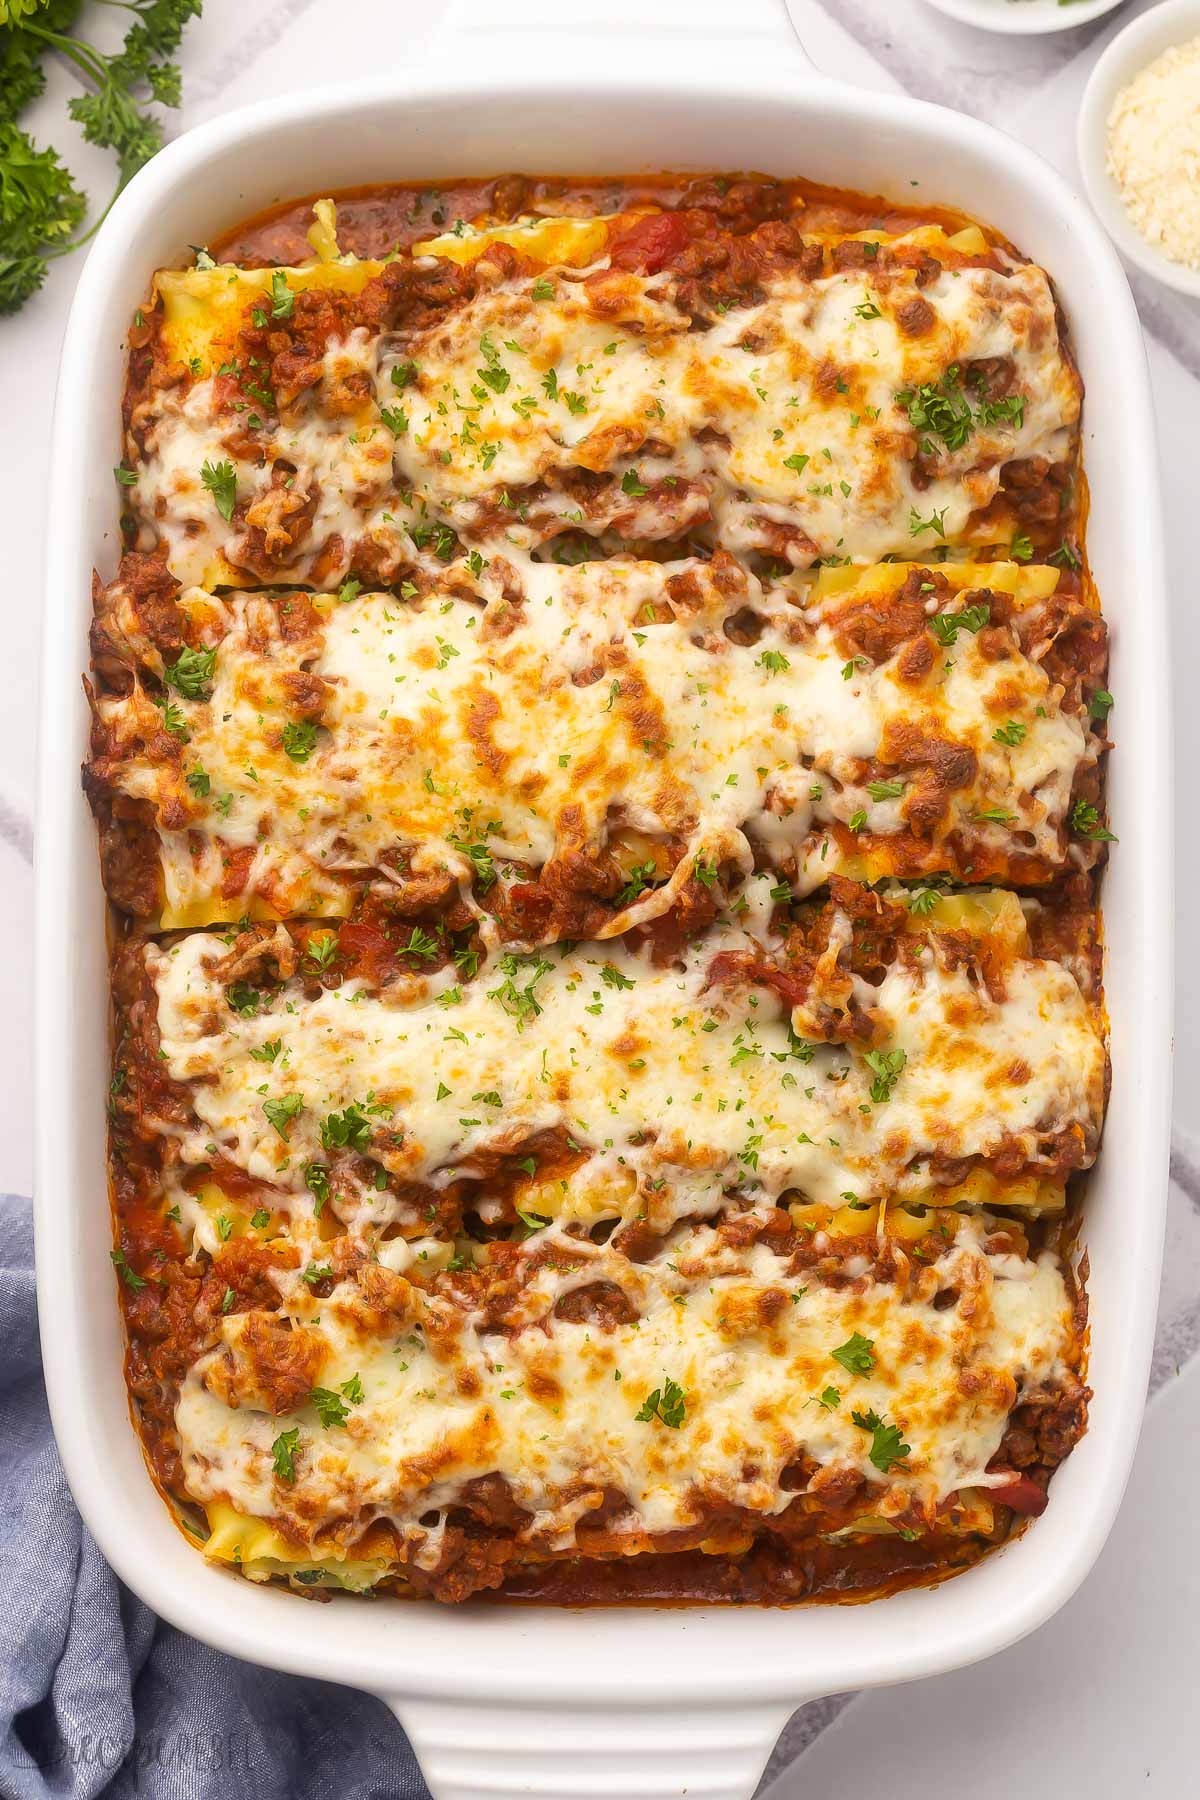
[120, 204, 1080, 586]
[85, 553, 1108, 931]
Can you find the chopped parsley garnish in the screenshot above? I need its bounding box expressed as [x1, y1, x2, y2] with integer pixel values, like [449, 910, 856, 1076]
[164, 644, 216, 700]
[866, 778, 905, 801]
[200, 458, 237, 522]
[600, 963, 636, 991]
[270, 269, 293, 319]
[635, 1375, 686, 1429]
[310, 1386, 350, 1428]
[488, 954, 553, 1030]
[909, 505, 948, 539]
[620, 467, 648, 497]
[226, 981, 264, 1018]
[304, 1162, 330, 1212]
[263, 1094, 304, 1141]
[1070, 799, 1116, 842]
[282, 720, 319, 762]
[271, 1427, 300, 1482]
[320, 1103, 374, 1153]
[863, 1047, 906, 1103]
[305, 933, 338, 970]
[832, 1331, 876, 1376]
[186, 765, 211, 797]
[758, 649, 790, 675]
[928, 601, 989, 645]
[615, 860, 657, 907]
[993, 720, 1027, 747]
[852, 1408, 911, 1473]
[400, 926, 440, 962]
[1088, 689, 1114, 722]
[896, 372, 974, 453]
[110, 1248, 145, 1291]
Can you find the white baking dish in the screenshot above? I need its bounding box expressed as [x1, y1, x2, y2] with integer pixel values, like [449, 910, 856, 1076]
[34, 3, 1173, 1795]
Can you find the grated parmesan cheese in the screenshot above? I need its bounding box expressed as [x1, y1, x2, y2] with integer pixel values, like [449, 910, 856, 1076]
[1107, 35, 1200, 270]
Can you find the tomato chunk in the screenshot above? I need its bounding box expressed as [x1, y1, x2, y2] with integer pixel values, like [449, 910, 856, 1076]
[987, 1470, 1049, 1516]
[608, 211, 691, 274]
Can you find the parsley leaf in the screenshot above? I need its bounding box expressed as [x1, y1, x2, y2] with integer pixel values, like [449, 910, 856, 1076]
[320, 1103, 374, 1153]
[0, 0, 202, 314]
[109, 1246, 146, 1291]
[270, 268, 293, 318]
[263, 1093, 304, 1141]
[852, 1407, 911, 1473]
[200, 458, 237, 522]
[832, 1331, 876, 1376]
[282, 719, 318, 763]
[310, 1386, 349, 1428]
[1070, 798, 1116, 842]
[635, 1375, 686, 1429]
[863, 1047, 906, 1103]
[164, 644, 216, 701]
[271, 1426, 300, 1482]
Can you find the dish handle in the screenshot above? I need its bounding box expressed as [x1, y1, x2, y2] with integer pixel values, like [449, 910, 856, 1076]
[388, 1695, 796, 1800]
[437, 0, 816, 75]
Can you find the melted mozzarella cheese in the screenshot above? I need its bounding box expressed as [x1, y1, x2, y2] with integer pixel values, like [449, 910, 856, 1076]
[149, 910, 1104, 1239]
[390, 256, 1079, 562]
[130, 238, 1079, 584]
[131, 325, 396, 590]
[96, 557, 1091, 924]
[175, 1216, 1074, 1554]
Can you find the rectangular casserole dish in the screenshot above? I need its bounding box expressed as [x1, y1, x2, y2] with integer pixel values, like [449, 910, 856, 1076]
[34, 2, 1173, 1795]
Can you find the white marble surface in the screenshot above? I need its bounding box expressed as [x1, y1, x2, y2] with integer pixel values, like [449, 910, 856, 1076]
[5, 0, 1196, 1790]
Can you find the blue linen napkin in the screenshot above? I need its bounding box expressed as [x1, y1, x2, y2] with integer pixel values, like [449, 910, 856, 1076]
[0, 1198, 431, 1800]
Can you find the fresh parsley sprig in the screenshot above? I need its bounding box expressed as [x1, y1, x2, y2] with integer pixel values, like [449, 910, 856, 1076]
[0, 0, 203, 314]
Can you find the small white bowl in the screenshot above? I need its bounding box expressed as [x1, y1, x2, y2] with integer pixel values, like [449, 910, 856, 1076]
[1079, 0, 1200, 296]
[923, 0, 1127, 35]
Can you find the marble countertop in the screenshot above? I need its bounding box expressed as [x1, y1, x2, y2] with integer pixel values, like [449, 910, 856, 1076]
[4, 2, 1194, 1793]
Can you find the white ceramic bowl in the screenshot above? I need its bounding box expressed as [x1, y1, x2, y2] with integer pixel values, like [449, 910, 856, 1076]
[924, 0, 1127, 35]
[1079, 0, 1200, 295]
